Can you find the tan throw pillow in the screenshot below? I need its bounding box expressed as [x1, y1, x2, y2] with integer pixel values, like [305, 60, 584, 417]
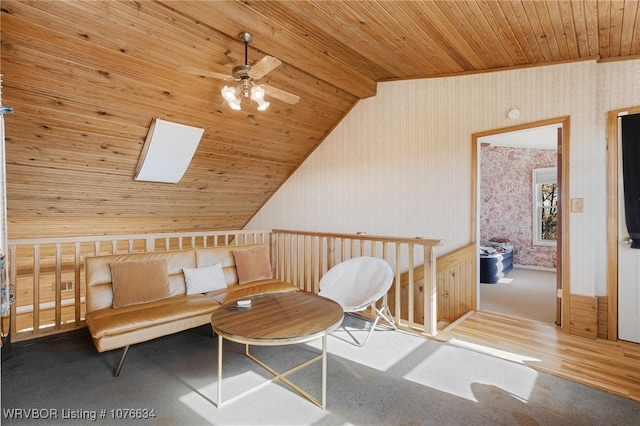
[110, 260, 170, 309]
[233, 246, 273, 284]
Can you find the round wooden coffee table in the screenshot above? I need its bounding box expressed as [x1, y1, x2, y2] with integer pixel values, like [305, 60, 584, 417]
[211, 292, 343, 409]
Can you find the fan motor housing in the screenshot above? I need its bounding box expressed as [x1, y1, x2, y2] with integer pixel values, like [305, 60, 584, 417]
[232, 64, 252, 80]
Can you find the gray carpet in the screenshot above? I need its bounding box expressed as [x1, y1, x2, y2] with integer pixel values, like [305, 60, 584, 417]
[2, 316, 639, 425]
[480, 267, 557, 324]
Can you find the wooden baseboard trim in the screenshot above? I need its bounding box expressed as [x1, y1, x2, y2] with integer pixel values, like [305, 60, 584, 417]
[569, 294, 598, 339]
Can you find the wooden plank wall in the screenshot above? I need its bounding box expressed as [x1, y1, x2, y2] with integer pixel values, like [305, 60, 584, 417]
[569, 294, 598, 339]
[390, 243, 476, 326]
[436, 243, 476, 323]
[597, 296, 608, 340]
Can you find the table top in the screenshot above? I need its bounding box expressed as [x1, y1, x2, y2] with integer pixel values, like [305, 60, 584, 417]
[211, 292, 344, 345]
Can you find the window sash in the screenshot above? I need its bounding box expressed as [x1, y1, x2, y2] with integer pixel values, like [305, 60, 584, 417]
[533, 168, 557, 246]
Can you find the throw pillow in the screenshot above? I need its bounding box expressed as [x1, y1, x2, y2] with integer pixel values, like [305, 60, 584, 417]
[183, 263, 227, 295]
[110, 259, 171, 309]
[233, 246, 273, 284]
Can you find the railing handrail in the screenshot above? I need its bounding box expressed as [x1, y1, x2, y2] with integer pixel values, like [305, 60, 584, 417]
[7, 229, 271, 246]
[272, 229, 444, 247]
[397, 242, 476, 288]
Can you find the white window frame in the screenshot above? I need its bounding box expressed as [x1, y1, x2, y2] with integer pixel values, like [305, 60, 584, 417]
[532, 167, 557, 246]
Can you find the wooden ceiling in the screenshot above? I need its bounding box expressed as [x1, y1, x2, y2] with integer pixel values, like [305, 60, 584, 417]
[1, 1, 639, 238]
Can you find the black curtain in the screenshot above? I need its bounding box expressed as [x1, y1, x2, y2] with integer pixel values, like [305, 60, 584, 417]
[622, 113, 640, 249]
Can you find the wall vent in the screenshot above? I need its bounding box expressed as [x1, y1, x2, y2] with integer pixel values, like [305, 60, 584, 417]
[134, 118, 204, 183]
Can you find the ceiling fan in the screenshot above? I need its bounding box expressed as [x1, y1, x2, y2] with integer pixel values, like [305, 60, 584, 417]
[177, 32, 300, 111]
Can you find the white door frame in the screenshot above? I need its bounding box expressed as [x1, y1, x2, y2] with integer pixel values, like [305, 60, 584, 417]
[606, 106, 640, 341]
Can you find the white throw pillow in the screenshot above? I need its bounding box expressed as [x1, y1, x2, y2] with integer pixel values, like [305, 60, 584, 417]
[183, 263, 227, 295]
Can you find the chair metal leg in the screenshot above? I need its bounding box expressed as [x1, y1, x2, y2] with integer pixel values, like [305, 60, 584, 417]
[341, 303, 397, 347]
[374, 304, 397, 330]
[113, 345, 130, 377]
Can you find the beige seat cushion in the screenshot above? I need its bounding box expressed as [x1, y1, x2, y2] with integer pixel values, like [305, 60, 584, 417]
[86, 294, 219, 339]
[207, 279, 299, 304]
[110, 260, 171, 309]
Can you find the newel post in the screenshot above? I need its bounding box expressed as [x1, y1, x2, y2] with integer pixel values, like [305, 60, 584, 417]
[424, 246, 437, 336]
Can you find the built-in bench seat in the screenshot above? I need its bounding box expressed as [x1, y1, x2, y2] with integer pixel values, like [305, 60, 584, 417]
[84, 244, 298, 376]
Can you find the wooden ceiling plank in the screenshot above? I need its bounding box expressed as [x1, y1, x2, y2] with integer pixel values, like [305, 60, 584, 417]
[481, 0, 530, 65]
[10, 101, 319, 169]
[7, 1, 225, 72]
[619, 0, 639, 55]
[156, 0, 377, 99]
[413, 1, 488, 70]
[597, 0, 613, 58]
[583, 0, 601, 57]
[6, 152, 294, 188]
[464, 0, 526, 66]
[332, 1, 440, 77]
[533, 0, 567, 61]
[533, 2, 566, 62]
[247, 1, 398, 79]
[490, 1, 538, 64]
[7, 64, 330, 146]
[433, 0, 504, 69]
[519, 0, 556, 61]
[572, 0, 602, 57]
[8, 1, 338, 115]
[394, 1, 473, 73]
[503, 0, 549, 63]
[9, 79, 321, 158]
[355, 1, 467, 76]
[557, 0, 583, 59]
[629, 1, 640, 55]
[2, 20, 348, 157]
[0, 11, 225, 101]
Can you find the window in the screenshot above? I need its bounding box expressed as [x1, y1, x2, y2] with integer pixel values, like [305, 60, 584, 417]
[533, 168, 557, 246]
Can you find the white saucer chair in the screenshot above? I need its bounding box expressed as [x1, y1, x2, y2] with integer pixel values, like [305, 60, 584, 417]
[318, 256, 397, 346]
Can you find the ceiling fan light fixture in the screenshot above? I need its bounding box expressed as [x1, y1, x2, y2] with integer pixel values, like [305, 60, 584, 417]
[221, 85, 242, 110]
[251, 85, 265, 100]
[251, 85, 270, 111]
[179, 31, 299, 110]
[256, 99, 270, 111]
[228, 99, 242, 111]
[221, 85, 238, 102]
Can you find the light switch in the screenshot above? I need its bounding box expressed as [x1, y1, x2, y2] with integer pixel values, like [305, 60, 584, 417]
[571, 198, 584, 212]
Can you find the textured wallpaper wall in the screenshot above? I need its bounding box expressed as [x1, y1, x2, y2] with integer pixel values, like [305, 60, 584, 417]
[480, 145, 557, 269]
[247, 59, 640, 297]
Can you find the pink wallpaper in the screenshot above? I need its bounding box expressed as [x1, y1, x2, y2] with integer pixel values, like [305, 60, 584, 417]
[480, 145, 557, 269]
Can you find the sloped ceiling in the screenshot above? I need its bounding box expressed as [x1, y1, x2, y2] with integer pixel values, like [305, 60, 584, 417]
[1, 1, 639, 237]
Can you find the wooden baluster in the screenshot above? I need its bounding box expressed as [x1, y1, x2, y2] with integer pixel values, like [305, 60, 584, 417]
[32, 244, 40, 333]
[424, 246, 437, 336]
[54, 243, 62, 329]
[74, 242, 81, 324]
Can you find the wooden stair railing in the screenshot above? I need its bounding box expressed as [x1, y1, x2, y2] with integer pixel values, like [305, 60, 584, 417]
[390, 243, 476, 326]
[270, 229, 444, 336]
[7, 229, 446, 342]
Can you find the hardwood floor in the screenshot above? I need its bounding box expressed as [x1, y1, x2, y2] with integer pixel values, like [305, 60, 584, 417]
[439, 310, 640, 403]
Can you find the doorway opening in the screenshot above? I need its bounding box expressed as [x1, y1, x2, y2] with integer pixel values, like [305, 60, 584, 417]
[472, 117, 570, 329]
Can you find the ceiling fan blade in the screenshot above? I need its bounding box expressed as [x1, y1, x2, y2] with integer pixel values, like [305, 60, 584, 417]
[248, 55, 282, 80]
[176, 65, 234, 81]
[263, 84, 300, 105]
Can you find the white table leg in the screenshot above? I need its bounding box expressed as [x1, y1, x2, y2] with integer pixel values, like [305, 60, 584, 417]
[217, 334, 223, 407]
[321, 333, 327, 409]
